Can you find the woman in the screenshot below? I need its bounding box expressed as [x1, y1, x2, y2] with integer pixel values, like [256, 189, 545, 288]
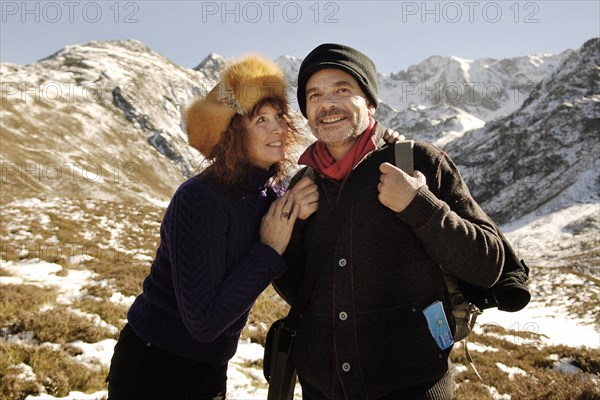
[106, 55, 318, 400]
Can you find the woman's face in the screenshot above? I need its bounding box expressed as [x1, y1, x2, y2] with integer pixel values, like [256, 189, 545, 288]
[244, 103, 288, 169]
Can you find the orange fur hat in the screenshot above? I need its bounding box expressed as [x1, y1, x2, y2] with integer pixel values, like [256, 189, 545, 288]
[185, 55, 287, 157]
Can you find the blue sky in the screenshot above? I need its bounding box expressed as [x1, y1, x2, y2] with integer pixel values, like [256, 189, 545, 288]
[1, 1, 599, 74]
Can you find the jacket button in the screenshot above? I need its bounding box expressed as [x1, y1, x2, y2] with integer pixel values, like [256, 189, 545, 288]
[339, 312, 348, 321]
[342, 362, 351, 372]
[338, 258, 347, 267]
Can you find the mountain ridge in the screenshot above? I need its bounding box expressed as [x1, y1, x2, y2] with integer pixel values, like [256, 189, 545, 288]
[1, 37, 598, 266]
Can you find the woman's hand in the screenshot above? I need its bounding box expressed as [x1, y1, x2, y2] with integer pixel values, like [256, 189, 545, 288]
[289, 176, 319, 220]
[260, 191, 299, 255]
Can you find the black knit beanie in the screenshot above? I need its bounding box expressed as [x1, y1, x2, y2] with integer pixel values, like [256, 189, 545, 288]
[297, 43, 379, 117]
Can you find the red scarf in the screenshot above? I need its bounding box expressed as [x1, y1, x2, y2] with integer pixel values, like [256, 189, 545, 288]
[299, 118, 377, 181]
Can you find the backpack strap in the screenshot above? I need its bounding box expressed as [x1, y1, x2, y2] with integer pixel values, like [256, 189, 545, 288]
[443, 274, 483, 380]
[394, 140, 414, 175]
[303, 167, 315, 180]
[393, 140, 483, 380]
[443, 274, 481, 341]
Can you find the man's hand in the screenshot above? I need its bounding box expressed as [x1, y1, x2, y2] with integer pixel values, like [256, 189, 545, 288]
[289, 176, 319, 220]
[377, 162, 427, 212]
[383, 129, 406, 143]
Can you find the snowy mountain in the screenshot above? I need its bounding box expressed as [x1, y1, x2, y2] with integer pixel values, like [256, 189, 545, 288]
[445, 38, 598, 217]
[375, 50, 571, 145]
[1, 40, 207, 205]
[1, 37, 598, 263]
[1, 37, 597, 265]
[0, 39, 578, 203]
[445, 38, 599, 267]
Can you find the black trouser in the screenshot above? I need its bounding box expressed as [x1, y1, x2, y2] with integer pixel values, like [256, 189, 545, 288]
[107, 324, 227, 400]
[298, 370, 453, 400]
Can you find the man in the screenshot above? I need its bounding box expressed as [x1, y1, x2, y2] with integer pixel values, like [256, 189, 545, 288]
[277, 43, 505, 399]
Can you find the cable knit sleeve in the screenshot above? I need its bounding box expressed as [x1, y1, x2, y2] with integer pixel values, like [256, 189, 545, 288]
[396, 143, 504, 288]
[164, 183, 286, 343]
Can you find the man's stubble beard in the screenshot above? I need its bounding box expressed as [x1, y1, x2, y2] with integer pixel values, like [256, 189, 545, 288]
[309, 109, 371, 145]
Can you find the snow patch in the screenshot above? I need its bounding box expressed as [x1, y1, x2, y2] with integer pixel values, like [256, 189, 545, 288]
[0, 259, 96, 304]
[496, 362, 528, 380]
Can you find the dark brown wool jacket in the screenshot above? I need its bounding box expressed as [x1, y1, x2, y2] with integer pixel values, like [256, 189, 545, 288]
[276, 123, 504, 399]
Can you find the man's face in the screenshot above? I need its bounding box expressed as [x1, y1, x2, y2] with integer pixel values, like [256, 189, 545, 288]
[305, 68, 375, 145]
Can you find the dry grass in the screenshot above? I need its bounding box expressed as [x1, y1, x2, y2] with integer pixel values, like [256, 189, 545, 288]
[10, 306, 116, 344]
[71, 297, 128, 330]
[451, 324, 600, 399]
[0, 341, 108, 399]
[0, 284, 57, 324]
[0, 274, 118, 397]
[241, 285, 290, 346]
[83, 258, 149, 298]
[1, 192, 598, 399]
[0, 196, 161, 298]
[0, 195, 161, 398]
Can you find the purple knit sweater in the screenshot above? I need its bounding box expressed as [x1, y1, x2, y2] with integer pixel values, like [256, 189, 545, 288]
[127, 166, 287, 365]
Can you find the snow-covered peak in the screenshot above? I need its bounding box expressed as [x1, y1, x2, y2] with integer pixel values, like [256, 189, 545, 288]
[193, 52, 226, 72]
[1, 37, 596, 219]
[39, 39, 166, 66]
[1, 39, 210, 204]
[373, 48, 574, 145]
[445, 37, 599, 226]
